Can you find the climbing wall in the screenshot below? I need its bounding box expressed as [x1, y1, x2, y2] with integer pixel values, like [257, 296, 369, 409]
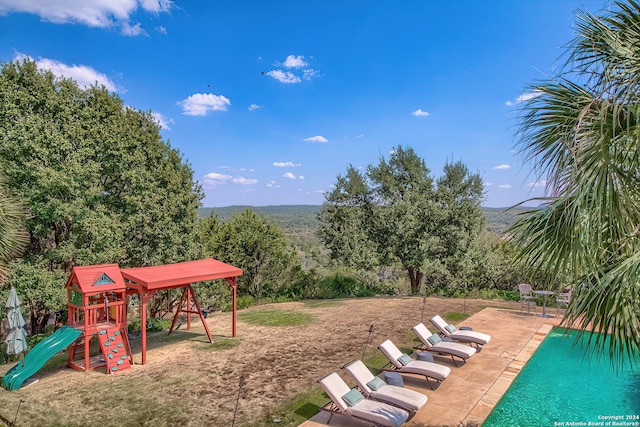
[97, 327, 131, 374]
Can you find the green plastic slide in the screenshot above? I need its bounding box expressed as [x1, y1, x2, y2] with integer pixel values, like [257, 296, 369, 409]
[2, 326, 82, 391]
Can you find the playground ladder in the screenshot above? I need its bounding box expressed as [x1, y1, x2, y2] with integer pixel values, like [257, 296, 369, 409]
[97, 326, 132, 374]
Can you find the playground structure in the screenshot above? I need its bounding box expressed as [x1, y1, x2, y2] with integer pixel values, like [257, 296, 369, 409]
[3, 258, 242, 390]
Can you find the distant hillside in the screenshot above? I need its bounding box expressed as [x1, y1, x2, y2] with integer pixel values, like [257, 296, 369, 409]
[198, 205, 535, 236]
[199, 205, 321, 234]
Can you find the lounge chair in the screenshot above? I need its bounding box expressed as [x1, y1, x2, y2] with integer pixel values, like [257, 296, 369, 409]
[378, 339, 451, 389]
[411, 323, 476, 366]
[430, 315, 491, 348]
[343, 359, 427, 418]
[317, 372, 409, 427]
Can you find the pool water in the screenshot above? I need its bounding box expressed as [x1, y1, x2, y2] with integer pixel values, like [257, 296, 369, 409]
[484, 328, 640, 426]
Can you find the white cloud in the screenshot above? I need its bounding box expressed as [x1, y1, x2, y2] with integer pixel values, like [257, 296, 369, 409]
[267, 55, 319, 83]
[266, 70, 301, 84]
[283, 55, 308, 68]
[507, 90, 543, 106]
[356, 134, 365, 139]
[484, 181, 494, 186]
[528, 180, 548, 189]
[516, 91, 542, 102]
[299, 175, 305, 180]
[248, 103, 262, 111]
[0, 0, 173, 35]
[203, 172, 233, 187]
[156, 26, 167, 34]
[304, 135, 328, 143]
[232, 176, 257, 185]
[273, 161, 301, 167]
[412, 108, 430, 117]
[265, 180, 277, 188]
[121, 21, 147, 37]
[493, 164, 511, 170]
[179, 93, 230, 116]
[140, 0, 173, 14]
[302, 69, 318, 80]
[498, 184, 512, 189]
[283, 172, 297, 180]
[16, 53, 118, 92]
[219, 165, 232, 170]
[151, 112, 173, 130]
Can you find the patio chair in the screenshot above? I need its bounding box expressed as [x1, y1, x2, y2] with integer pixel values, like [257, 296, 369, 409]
[317, 372, 409, 427]
[519, 283, 537, 314]
[555, 288, 572, 317]
[343, 359, 427, 418]
[378, 339, 451, 389]
[411, 323, 476, 366]
[429, 315, 491, 347]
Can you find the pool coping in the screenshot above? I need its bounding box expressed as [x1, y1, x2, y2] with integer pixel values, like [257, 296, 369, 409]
[462, 322, 555, 426]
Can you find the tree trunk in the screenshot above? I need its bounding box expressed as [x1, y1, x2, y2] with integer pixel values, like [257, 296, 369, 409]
[407, 268, 422, 295]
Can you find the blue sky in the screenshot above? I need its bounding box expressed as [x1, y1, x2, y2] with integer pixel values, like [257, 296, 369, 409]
[0, 0, 610, 207]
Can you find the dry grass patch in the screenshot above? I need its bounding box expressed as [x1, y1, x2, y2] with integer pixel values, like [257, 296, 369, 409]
[0, 297, 520, 427]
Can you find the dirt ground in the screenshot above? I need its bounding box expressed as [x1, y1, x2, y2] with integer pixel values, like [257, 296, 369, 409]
[0, 296, 520, 426]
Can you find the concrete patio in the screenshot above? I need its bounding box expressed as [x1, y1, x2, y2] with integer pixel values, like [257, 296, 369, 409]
[300, 306, 562, 427]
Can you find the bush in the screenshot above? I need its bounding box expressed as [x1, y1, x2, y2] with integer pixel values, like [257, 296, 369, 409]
[127, 317, 171, 333]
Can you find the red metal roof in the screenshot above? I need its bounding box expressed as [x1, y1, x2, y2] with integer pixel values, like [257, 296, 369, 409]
[66, 264, 126, 293]
[120, 258, 243, 291]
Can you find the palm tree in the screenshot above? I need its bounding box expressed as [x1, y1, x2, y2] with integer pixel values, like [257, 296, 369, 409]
[512, 0, 640, 367]
[0, 175, 28, 283]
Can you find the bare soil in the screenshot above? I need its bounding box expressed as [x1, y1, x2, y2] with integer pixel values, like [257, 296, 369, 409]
[0, 296, 519, 427]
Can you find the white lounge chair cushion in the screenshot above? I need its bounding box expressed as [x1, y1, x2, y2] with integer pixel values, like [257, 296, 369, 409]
[370, 385, 428, 412]
[430, 315, 491, 345]
[429, 341, 476, 359]
[402, 359, 451, 381]
[450, 329, 491, 345]
[318, 372, 408, 427]
[343, 360, 428, 413]
[412, 323, 477, 359]
[347, 399, 408, 427]
[379, 339, 452, 381]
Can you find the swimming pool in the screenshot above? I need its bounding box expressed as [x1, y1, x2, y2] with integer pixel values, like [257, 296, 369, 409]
[484, 327, 640, 426]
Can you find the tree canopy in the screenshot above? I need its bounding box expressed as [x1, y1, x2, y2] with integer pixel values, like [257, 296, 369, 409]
[318, 146, 484, 294]
[0, 59, 203, 333]
[198, 209, 296, 299]
[0, 175, 28, 282]
[511, 0, 640, 366]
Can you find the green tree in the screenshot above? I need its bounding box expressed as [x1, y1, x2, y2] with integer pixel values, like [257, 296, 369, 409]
[319, 146, 484, 294]
[511, 0, 640, 365]
[0, 176, 28, 282]
[198, 209, 296, 299]
[0, 59, 203, 333]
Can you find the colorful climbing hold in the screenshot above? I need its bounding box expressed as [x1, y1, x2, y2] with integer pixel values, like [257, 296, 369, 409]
[99, 330, 106, 335]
